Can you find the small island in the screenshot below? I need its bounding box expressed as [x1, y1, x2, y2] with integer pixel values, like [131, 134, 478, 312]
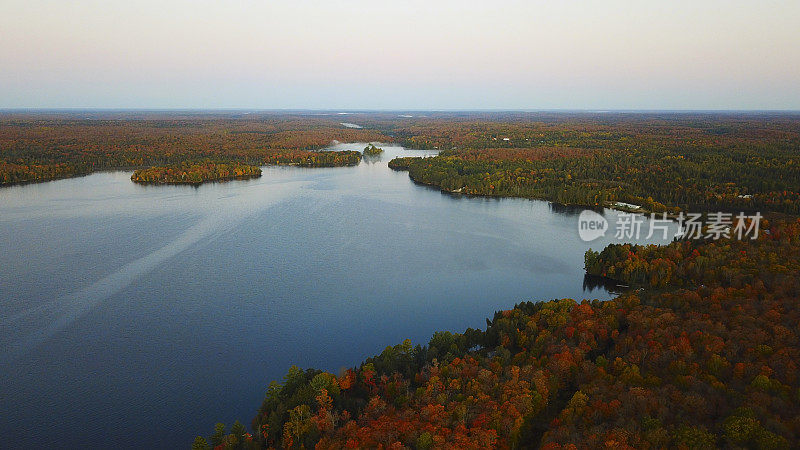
[130, 161, 262, 185]
[362, 143, 384, 156]
[264, 150, 362, 167]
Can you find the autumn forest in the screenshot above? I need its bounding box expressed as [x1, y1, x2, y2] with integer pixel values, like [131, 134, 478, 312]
[2, 112, 800, 449]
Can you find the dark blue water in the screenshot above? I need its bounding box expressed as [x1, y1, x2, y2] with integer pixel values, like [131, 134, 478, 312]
[0, 143, 674, 448]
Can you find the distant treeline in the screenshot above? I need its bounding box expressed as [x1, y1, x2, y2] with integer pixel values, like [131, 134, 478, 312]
[380, 112, 800, 213]
[0, 114, 383, 184]
[389, 142, 800, 213]
[5, 113, 800, 206]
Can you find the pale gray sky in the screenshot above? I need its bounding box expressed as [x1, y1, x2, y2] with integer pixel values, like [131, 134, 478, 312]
[1, 0, 799, 109]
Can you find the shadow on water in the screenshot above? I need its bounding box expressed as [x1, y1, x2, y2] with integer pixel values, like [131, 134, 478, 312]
[361, 153, 384, 164]
[399, 177, 610, 216]
[548, 202, 604, 217]
[582, 274, 631, 296]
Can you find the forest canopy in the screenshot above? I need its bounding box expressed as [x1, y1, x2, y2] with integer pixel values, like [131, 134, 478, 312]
[382, 112, 800, 214]
[4, 112, 800, 212]
[0, 113, 381, 184]
[130, 161, 262, 185]
[362, 143, 384, 156]
[389, 143, 800, 214]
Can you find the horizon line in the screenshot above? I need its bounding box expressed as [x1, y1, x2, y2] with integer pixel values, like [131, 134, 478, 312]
[2, 108, 800, 114]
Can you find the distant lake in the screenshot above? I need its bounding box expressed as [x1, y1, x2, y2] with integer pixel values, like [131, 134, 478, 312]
[0, 143, 675, 448]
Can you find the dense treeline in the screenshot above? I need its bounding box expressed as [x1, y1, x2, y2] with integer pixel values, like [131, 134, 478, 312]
[583, 218, 800, 289]
[391, 142, 800, 213]
[379, 113, 800, 213]
[0, 160, 89, 184]
[131, 161, 262, 184]
[6, 113, 800, 208]
[0, 113, 384, 184]
[198, 218, 800, 449]
[262, 151, 362, 167]
[362, 112, 800, 155]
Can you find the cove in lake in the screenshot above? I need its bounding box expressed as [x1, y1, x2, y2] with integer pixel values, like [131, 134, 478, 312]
[0, 143, 675, 448]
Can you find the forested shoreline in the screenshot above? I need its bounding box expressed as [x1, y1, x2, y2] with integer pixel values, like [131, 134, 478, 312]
[6, 113, 800, 204]
[197, 217, 800, 449]
[383, 113, 800, 214]
[387, 144, 800, 215]
[188, 112, 800, 450]
[0, 114, 380, 185]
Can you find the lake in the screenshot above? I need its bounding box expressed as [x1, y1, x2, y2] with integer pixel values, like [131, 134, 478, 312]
[0, 143, 675, 448]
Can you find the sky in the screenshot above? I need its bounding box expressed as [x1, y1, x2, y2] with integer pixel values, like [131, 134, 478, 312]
[1, 0, 799, 110]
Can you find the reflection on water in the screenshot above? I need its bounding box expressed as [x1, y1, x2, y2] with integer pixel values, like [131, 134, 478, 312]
[549, 202, 603, 217]
[582, 274, 631, 295]
[361, 152, 384, 164]
[0, 143, 676, 448]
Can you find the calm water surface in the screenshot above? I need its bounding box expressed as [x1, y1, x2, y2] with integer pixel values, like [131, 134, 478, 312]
[0, 144, 674, 448]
